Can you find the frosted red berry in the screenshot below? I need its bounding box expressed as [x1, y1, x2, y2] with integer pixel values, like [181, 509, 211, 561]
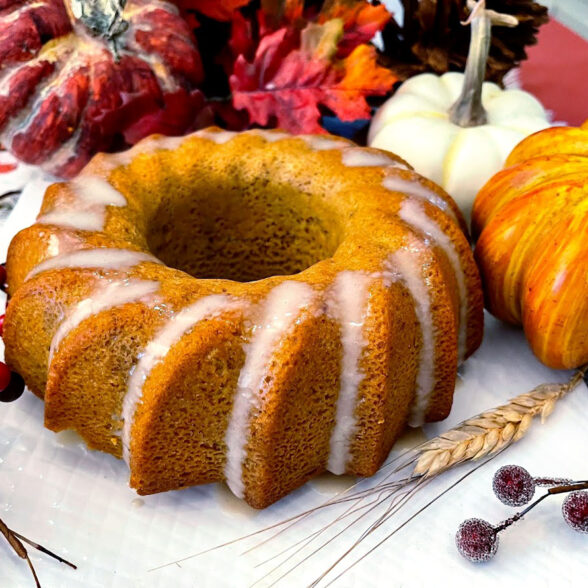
[0, 263, 6, 288]
[493, 465, 535, 507]
[0, 313, 4, 337]
[0, 368, 25, 402]
[0, 361, 10, 391]
[456, 518, 498, 562]
[562, 491, 588, 534]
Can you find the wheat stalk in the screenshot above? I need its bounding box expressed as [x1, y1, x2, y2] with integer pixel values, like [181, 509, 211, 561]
[413, 368, 587, 477]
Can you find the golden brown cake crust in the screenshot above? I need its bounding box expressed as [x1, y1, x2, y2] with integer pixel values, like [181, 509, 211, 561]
[4, 128, 483, 508]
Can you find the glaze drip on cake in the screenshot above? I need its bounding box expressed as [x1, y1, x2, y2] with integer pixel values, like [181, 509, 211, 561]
[50, 279, 160, 363]
[300, 136, 350, 151]
[27, 249, 161, 280]
[122, 294, 244, 464]
[248, 130, 291, 143]
[398, 199, 468, 362]
[194, 130, 237, 144]
[3, 127, 484, 508]
[72, 176, 127, 207]
[37, 176, 127, 232]
[342, 148, 406, 168]
[326, 271, 372, 475]
[383, 246, 435, 426]
[382, 175, 459, 223]
[37, 210, 106, 232]
[224, 281, 317, 498]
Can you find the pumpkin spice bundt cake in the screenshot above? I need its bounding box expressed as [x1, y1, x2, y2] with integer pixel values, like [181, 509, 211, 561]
[3, 128, 483, 508]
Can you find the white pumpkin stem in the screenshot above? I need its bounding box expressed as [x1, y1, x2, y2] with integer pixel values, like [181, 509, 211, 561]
[449, 0, 518, 128]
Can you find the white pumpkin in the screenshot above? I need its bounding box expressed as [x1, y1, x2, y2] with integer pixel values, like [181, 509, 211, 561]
[368, 0, 551, 223]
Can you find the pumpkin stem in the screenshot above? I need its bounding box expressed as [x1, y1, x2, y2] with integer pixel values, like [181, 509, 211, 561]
[65, 0, 129, 59]
[449, 0, 518, 128]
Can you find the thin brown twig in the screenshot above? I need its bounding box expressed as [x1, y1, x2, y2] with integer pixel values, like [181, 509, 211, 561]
[12, 531, 77, 569]
[0, 516, 78, 586]
[0, 517, 40, 587]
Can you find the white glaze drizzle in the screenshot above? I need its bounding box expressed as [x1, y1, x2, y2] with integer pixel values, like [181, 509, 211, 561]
[121, 294, 243, 464]
[26, 248, 161, 280]
[36, 175, 127, 232]
[300, 136, 350, 151]
[224, 281, 317, 498]
[342, 148, 408, 169]
[326, 271, 372, 475]
[49, 279, 160, 364]
[195, 129, 237, 144]
[247, 129, 291, 142]
[37, 210, 105, 232]
[100, 149, 134, 170]
[382, 175, 458, 224]
[398, 199, 468, 362]
[382, 246, 435, 426]
[72, 176, 127, 206]
[102, 135, 187, 170]
[123, 135, 185, 156]
[43, 232, 82, 259]
[147, 135, 189, 151]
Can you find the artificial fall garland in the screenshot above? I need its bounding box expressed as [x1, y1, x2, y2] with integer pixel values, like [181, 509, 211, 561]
[0, 0, 548, 176]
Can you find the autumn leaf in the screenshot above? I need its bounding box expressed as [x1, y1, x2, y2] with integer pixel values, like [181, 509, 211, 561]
[216, 8, 257, 77]
[259, 0, 391, 46]
[319, 0, 392, 56]
[323, 43, 396, 120]
[228, 10, 255, 60]
[259, 0, 305, 34]
[230, 19, 396, 134]
[175, 0, 253, 22]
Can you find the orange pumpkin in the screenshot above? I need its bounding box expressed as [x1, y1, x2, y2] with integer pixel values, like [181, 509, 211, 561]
[472, 122, 588, 369]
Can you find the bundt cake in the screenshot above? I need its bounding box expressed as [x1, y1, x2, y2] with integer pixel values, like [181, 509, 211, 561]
[3, 128, 484, 508]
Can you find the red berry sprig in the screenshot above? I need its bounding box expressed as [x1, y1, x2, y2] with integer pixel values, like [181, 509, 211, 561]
[562, 492, 588, 534]
[0, 362, 25, 403]
[0, 283, 25, 402]
[455, 518, 498, 562]
[457, 469, 588, 563]
[0, 262, 6, 294]
[493, 464, 572, 507]
[0, 360, 10, 391]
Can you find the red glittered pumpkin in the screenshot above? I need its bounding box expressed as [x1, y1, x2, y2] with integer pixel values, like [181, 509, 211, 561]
[0, 0, 204, 177]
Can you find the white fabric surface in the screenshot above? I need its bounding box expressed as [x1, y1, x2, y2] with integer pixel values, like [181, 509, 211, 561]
[0, 169, 587, 588]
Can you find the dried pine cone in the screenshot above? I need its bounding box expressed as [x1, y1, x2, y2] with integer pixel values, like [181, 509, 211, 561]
[382, 0, 549, 85]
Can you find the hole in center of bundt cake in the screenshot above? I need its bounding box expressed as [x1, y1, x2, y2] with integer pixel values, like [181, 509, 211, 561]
[145, 176, 343, 282]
